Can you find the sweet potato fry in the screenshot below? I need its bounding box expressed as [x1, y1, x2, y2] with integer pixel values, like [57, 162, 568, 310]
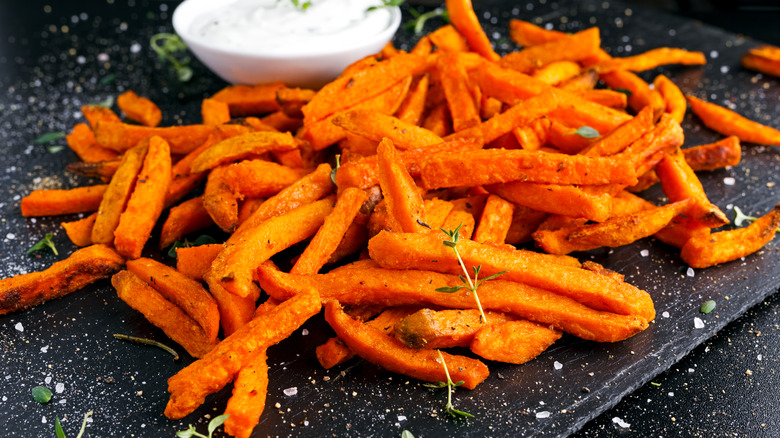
[94, 121, 213, 154]
[599, 69, 665, 117]
[533, 199, 692, 254]
[580, 106, 654, 157]
[256, 264, 650, 342]
[81, 104, 121, 128]
[427, 25, 469, 53]
[445, 0, 499, 61]
[741, 45, 780, 77]
[367, 231, 654, 319]
[558, 68, 599, 91]
[117, 90, 162, 127]
[423, 198, 455, 230]
[546, 119, 595, 154]
[208, 276, 260, 337]
[470, 320, 561, 364]
[208, 196, 335, 298]
[66, 159, 121, 182]
[0, 244, 124, 315]
[211, 83, 284, 116]
[683, 136, 741, 171]
[681, 204, 780, 268]
[574, 89, 628, 109]
[509, 19, 567, 47]
[438, 53, 481, 132]
[377, 138, 427, 233]
[276, 87, 316, 118]
[21, 184, 108, 217]
[114, 136, 172, 259]
[190, 131, 299, 173]
[501, 28, 601, 74]
[513, 117, 550, 150]
[422, 104, 452, 137]
[291, 187, 368, 275]
[594, 47, 706, 73]
[655, 149, 729, 227]
[160, 196, 214, 250]
[127, 257, 220, 342]
[473, 194, 515, 244]
[653, 74, 687, 125]
[66, 123, 120, 162]
[164, 288, 320, 419]
[324, 300, 489, 389]
[439, 209, 476, 240]
[653, 215, 710, 249]
[505, 206, 548, 245]
[420, 148, 637, 190]
[113, 270, 217, 358]
[332, 110, 443, 150]
[61, 213, 97, 247]
[203, 166, 239, 233]
[395, 74, 430, 125]
[92, 142, 148, 244]
[227, 160, 310, 199]
[237, 198, 265, 226]
[223, 350, 269, 438]
[176, 244, 222, 280]
[201, 98, 231, 125]
[394, 308, 516, 349]
[532, 61, 581, 85]
[615, 114, 684, 173]
[686, 94, 780, 147]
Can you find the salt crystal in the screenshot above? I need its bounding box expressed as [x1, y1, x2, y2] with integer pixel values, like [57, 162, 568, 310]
[42, 416, 47, 424]
[668, 391, 674, 397]
[554, 361, 563, 370]
[283, 387, 298, 396]
[694, 317, 705, 329]
[686, 267, 695, 277]
[662, 311, 670, 318]
[45, 376, 52, 384]
[612, 417, 630, 428]
[41, 346, 49, 353]
[58, 399, 66, 404]
[536, 411, 551, 419]
[14, 322, 23, 332]
[130, 42, 142, 53]
[710, 50, 719, 59]
[6, 233, 15, 240]
[688, 368, 695, 373]
[2, 396, 7, 401]
[55, 382, 65, 393]
[720, 66, 729, 74]
[723, 177, 736, 186]
[640, 249, 649, 257]
[758, 354, 763, 361]
[301, 329, 309, 336]
[397, 415, 406, 421]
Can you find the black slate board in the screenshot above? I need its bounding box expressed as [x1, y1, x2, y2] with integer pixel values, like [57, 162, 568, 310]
[1, 0, 779, 437]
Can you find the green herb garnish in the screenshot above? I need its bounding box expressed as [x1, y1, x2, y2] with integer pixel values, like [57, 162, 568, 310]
[733, 206, 778, 233]
[55, 410, 92, 438]
[290, 0, 312, 11]
[47, 145, 66, 153]
[176, 414, 230, 438]
[27, 233, 58, 256]
[34, 132, 66, 144]
[368, 0, 404, 12]
[566, 126, 600, 138]
[113, 334, 180, 360]
[423, 350, 474, 419]
[700, 300, 716, 314]
[32, 386, 52, 404]
[406, 7, 450, 34]
[150, 33, 193, 82]
[401, 430, 415, 438]
[168, 234, 219, 258]
[614, 88, 633, 97]
[650, 381, 661, 387]
[88, 96, 115, 108]
[100, 74, 117, 85]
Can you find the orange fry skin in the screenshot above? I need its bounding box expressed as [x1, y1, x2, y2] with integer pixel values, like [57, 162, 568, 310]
[377, 138, 427, 233]
[66, 159, 121, 182]
[201, 98, 232, 125]
[223, 350, 269, 438]
[599, 69, 665, 117]
[21, 185, 108, 217]
[681, 204, 780, 268]
[211, 83, 284, 116]
[117, 90, 163, 127]
[94, 121, 213, 154]
[445, 0, 500, 61]
[683, 136, 742, 171]
[686, 95, 780, 147]
[486, 181, 612, 222]
[473, 194, 515, 244]
[175, 244, 223, 281]
[190, 131, 299, 173]
[324, 300, 490, 390]
[0, 244, 125, 316]
[66, 123, 120, 163]
[501, 27, 601, 74]
[595, 47, 706, 73]
[470, 320, 562, 364]
[61, 213, 97, 247]
[741, 45, 780, 77]
[653, 74, 687, 125]
[331, 109, 443, 150]
[160, 196, 215, 250]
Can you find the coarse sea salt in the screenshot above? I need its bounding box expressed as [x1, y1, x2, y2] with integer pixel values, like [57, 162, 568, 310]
[554, 361, 563, 370]
[662, 311, 670, 318]
[687, 267, 695, 277]
[14, 322, 23, 332]
[536, 411, 551, 419]
[640, 249, 649, 257]
[283, 387, 298, 396]
[612, 417, 630, 428]
[723, 177, 736, 186]
[694, 317, 705, 329]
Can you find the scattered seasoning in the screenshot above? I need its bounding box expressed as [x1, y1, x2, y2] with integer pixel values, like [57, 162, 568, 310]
[14, 322, 24, 332]
[700, 300, 716, 314]
[640, 249, 649, 257]
[723, 177, 736, 186]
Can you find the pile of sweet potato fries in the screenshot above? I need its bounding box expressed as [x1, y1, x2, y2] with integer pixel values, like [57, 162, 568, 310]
[2, 0, 780, 436]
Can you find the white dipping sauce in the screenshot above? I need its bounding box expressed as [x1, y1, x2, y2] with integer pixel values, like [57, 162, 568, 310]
[189, 0, 394, 55]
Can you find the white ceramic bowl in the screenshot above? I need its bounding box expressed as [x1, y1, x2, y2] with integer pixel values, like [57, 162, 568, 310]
[172, 0, 402, 88]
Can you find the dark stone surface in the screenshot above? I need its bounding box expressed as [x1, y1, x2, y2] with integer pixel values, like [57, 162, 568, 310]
[1, 1, 778, 437]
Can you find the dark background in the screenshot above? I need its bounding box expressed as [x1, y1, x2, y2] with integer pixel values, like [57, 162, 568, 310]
[1, 1, 779, 437]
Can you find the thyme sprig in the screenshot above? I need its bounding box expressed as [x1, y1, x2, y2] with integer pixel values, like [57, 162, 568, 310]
[150, 33, 193, 82]
[176, 414, 230, 438]
[423, 350, 474, 419]
[113, 333, 180, 360]
[406, 7, 449, 34]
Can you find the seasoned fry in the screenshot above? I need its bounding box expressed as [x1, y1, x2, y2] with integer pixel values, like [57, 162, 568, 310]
[66, 123, 120, 162]
[394, 308, 516, 349]
[395, 74, 429, 125]
[532, 61, 581, 85]
[377, 138, 427, 233]
[113, 136, 172, 259]
[438, 53, 481, 132]
[81, 104, 121, 128]
[332, 110, 443, 150]
[594, 47, 706, 73]
[599, 69, 665, 117]
[444, 0, 499, 61]
[223, 350, 269, 438]
[470, 320, 561, 364]
[473, 194, 515, 244]
[201, 98, 232, 125]
[189, 131, 299, 173]
[21, 185, 108, 217]
[686, 95, 780, 147]
[61, 213, 97, 247]
[211, 83, 284, 116]
[203, 166, 239, 233]
[0, 244, 124, 315]
[160, 196, 214, 250]
[653, 74, 687, 125]
[324, 300, 490, 389]
[117, 90, 163, 127]
[208, 278, 260, 337]
[501, 28, 601, 74]
[66, 159, 121, 182]
[741, 45, 780, 77]
[681, 204, 780, 268]
[175, 244, 223, 281]
[683, 136, 741, 171]
[94, 121, 213, 154]
[580, 106, 654, 157]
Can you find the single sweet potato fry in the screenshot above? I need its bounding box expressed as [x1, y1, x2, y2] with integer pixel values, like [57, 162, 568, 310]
[21, 184, 108, 217]
[377, 138, 427, 233]
[61, 213, 97, 247]
[114, 135, 172, 259]
[741, 45, 780, 77]
[395, 74, 430, 125]
[92, 142, 149, 244]
[164, 288, 320, 419]
[513, 117, 550, 150]
[66, 123, 120, 162]
[0, 244, 124, 315]
[574, 89, 628, 109]
[201, 98, 231, 125]
[291, 187, 368, 275]
[160, 196, 214, 249]
[66, 159, 121, 182]
[439, 209, 476, 240]
[367, 231, 654, 319]
[207, 276, 260, 337]
[94, 121, 213, 154]
[113, 270, 217, 358]
[223, 350, 269, 438]
[653, 74, 687, 125]
[190, 131, 299, 173]
[686, 94, 780, 147]
[444, 0, 499, 61]
[211, 83, 284, 116]
[681, 204, 780, 268]
[333, 109, 443, 151]
[656, 148, 729, 227]
[532, 61, 581, 85]
[473, 194, 515, 244]
[256, 264, 651, 342]
[208, 196, 335, 298]
[470, 320, 561, 364]
[546, 119, 596, 154]
[595, 47, 706, 73]
[127, 257, 220, 342]
[81, 104, 121, 128]
[600, 69, 665, 117]
[509, 19, 567, 46]
[324, 300, 489, 389]
[505, 206, 548, 245]
[176, 244, 223, 280]
[394, 308, 516, 349]
[237, 198, 265, 226]
[203, 166, 239, 233]
[683, 136, 742, 171]
[227, 160, 311, 199]
[422, 104, 452, 137]
[117, 90, 162, 127]
[580, 106, 654, 157]
[654, 215, 710, 249]
[438, 53, 481, 132]
[166, 129, 231, 207]
[501, 27, 601, 74]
